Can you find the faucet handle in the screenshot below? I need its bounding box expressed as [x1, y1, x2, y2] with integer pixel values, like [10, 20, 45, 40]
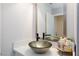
[36, 33, 40, 41]
[43, 33, 45, 40]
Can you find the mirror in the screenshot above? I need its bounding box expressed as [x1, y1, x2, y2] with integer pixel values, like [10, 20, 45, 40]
[36, 3, 66, 39]
[33, 3, 75, 56]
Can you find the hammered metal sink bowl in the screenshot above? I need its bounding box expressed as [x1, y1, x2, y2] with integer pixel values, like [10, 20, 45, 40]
[28, 40, 52, 54]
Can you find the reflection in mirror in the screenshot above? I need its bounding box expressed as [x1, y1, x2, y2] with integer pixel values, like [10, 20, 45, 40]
[36, 3, 66, 39]
[34, 3, 75, 56]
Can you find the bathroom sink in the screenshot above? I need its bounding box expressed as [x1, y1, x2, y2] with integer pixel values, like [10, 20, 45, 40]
[28, 40, 52, 54]
[45, 36, 60, 42]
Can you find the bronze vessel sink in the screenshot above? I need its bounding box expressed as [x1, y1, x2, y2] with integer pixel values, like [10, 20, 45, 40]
[28, 40, 52, 54]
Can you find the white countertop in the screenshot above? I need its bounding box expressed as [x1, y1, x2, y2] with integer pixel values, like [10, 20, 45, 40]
[13, 40, 74, 56]
[13, 40, 60, 56]
[14, 46, 60, 56]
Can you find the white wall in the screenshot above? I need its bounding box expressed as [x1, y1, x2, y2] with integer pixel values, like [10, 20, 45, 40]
[1, 3, 35, 56]
[66, 3, 77, 40]
[77, 3, 79, 56]
[46, 13, 55, 35]
[66, 3, 77, 55]
[37, 6, 45, 37]
[0, 4, 1, 55]
[37, 3, 52, 37]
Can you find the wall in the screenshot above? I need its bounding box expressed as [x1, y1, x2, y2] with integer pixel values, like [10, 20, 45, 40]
[37, 3, 52, 37]
[66, 3, 77, 55]
[1, 3, 35, 56]
[66, 3, 75, 39]
[46, 13, 55, 35]
[77, 3, 79, 56]
[0, 4, 1, 55]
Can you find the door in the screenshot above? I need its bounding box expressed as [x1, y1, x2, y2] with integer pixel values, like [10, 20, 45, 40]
[54, 15, 64, 36]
